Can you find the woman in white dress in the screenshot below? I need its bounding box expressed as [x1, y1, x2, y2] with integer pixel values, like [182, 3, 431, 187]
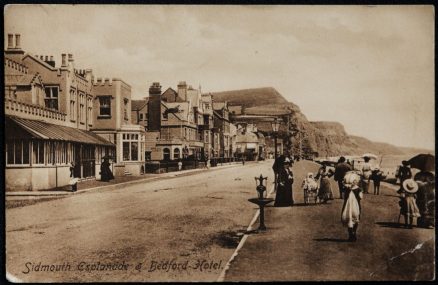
[341, 171, 363, 242]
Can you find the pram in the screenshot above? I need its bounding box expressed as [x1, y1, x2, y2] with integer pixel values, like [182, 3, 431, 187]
[302, 173, 319, 205]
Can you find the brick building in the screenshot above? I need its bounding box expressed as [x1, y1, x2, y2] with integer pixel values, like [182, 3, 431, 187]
[4, 34, 115, 191]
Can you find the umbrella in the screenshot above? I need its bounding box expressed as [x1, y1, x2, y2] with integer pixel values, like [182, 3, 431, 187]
[408, 153, 435, 172]
[362, 153, 378, 160]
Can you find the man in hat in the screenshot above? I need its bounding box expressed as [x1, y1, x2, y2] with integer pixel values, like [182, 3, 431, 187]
[399, 179, 421, 229]
[370, 166, 386, 195]
[396, 160, 412, 194]
[334, 156, 352, 199]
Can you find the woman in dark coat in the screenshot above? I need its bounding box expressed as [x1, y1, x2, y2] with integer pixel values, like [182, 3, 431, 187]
[274, 158, 294, 207]
[315, 164, 334, 203]
[101, 158, 114, 182]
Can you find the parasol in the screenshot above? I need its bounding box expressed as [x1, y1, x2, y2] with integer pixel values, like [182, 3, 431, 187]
[362, 153, 378, 160]
[407, 153, 435, 172]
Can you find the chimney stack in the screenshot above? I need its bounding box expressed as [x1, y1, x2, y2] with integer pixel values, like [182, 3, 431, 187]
[148, 82, 162, 132]
[45, 55, 49, 61]
[68, 53, 73, 62]
[85, 69, 93, 81]
[40, 55, 44, 60]
[177, 81, 188, 101]
[7, 34, 13, 49]
[15, 34, 21, 49]
[61, 54, 67, 67]
[47, 55, 56, 67]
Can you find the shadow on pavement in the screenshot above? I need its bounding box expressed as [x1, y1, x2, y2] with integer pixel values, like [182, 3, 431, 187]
[375, 221, 406, 229]
[313, 238, 350, 243]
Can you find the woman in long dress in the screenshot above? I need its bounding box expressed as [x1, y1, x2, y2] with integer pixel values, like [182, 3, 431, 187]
[274, 158, 294, 207]
[361, 156, 372, 194]
[315, 164, 334, 203]
[341, 171, 363, 242]
[399, 179, 421, 228]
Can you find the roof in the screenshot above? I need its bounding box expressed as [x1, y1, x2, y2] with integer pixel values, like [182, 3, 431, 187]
[236, 131, 259, 144]
[6, 116, 114, 146]
[131, 99, 148, 111]
[5, 73, 43, 86]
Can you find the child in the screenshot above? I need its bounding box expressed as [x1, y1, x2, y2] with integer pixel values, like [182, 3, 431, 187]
[399, 179, 421, 229]
[370, 166, 386, 195]
[302, 173, 318, 204]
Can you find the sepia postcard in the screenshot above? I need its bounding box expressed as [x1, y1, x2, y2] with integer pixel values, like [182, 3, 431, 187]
[4, 4, 435, 282]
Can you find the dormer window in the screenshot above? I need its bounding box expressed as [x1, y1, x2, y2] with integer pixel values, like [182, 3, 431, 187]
[44, 86, 59, 110]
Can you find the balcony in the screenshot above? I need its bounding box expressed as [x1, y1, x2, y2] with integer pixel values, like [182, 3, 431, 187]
[5, 97, 66, 123]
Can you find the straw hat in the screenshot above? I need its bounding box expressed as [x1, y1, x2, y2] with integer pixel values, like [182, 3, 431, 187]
[402, 179, 419, 193]
[344, 172, 361, 185]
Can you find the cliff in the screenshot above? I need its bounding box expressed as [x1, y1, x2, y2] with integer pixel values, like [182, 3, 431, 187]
[211, 87, 419, 157]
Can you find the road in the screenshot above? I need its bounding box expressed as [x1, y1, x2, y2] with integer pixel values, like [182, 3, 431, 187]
[6, 160, 434, 282]
[6, 161, 275, 282]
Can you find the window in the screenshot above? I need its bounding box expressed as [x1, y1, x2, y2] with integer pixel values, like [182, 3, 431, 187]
[45, 86, 59, 110]
[124, 98, 129, 120]
[70, 89, 76, 121]
[163, 148, 170, 161]
[174, 148, 180, 159]
[87, 97, 93, 125]
[99, 96, 111, 116]
[79, 92, 85, 124]
[33, 141, 45, 164]
[6, 140, 30, 165]
[122, 133, 139, 161]
[139, 113, 144, 120]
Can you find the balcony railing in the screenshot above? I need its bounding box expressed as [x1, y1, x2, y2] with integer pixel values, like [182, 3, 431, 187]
[5, 97, 67, 122]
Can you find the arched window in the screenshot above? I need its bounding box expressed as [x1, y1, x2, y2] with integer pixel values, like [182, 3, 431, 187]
[174, 148, 180, 160]
[163, 148, 170, 161]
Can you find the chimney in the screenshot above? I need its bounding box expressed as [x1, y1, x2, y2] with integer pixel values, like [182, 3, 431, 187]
[177, 81, 187, 101]
[148, 82, 162, 132]
[61, 54, 67, 67]
[68, 53, 73, 62]
[40, 55, 44, 60]
[14, 34, 21, 49]
[85, 69, 93, 81]
[7, 34, 13, 49]
[45, 55, 49, 61]
[46, 55, 55, 67]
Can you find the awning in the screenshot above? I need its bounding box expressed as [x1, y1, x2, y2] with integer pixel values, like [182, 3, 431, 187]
[5, 116, 114, 146]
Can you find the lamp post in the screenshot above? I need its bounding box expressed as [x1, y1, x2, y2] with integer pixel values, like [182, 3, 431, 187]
[271, 118, 280, 191]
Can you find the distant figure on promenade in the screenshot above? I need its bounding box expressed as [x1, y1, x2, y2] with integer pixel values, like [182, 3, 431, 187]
[206, 158, 211, 169]
[361, 156, 372, 194]
[370, 166, 386, 195]
[178, 160, 183, 171]
[398, 179, 421, 229]
[341, 172, 363, 242]
[414, 170, 435, 228]
[334, 156, 352, 199]
[395, 160, 412, 194]
[101, 157, 114, 182]
[272, 154, 286, 191]
[274, 158, 294, 207]
[69, 161, 75, 178]
[242, 157, 245, 165]
[315, 164, 334, 203]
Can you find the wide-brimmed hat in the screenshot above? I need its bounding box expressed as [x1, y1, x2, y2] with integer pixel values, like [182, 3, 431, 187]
[284, 158, 291, 164]
[344, 172, 361, 185]
[402, 179, 419, 193]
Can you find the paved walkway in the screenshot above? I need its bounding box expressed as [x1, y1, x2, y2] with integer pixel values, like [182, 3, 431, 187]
[6, 161, 247, 198]
[223, 161, 434, 281]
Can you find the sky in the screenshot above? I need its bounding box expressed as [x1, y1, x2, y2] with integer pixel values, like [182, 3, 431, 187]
[4, 5, 435, 150]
